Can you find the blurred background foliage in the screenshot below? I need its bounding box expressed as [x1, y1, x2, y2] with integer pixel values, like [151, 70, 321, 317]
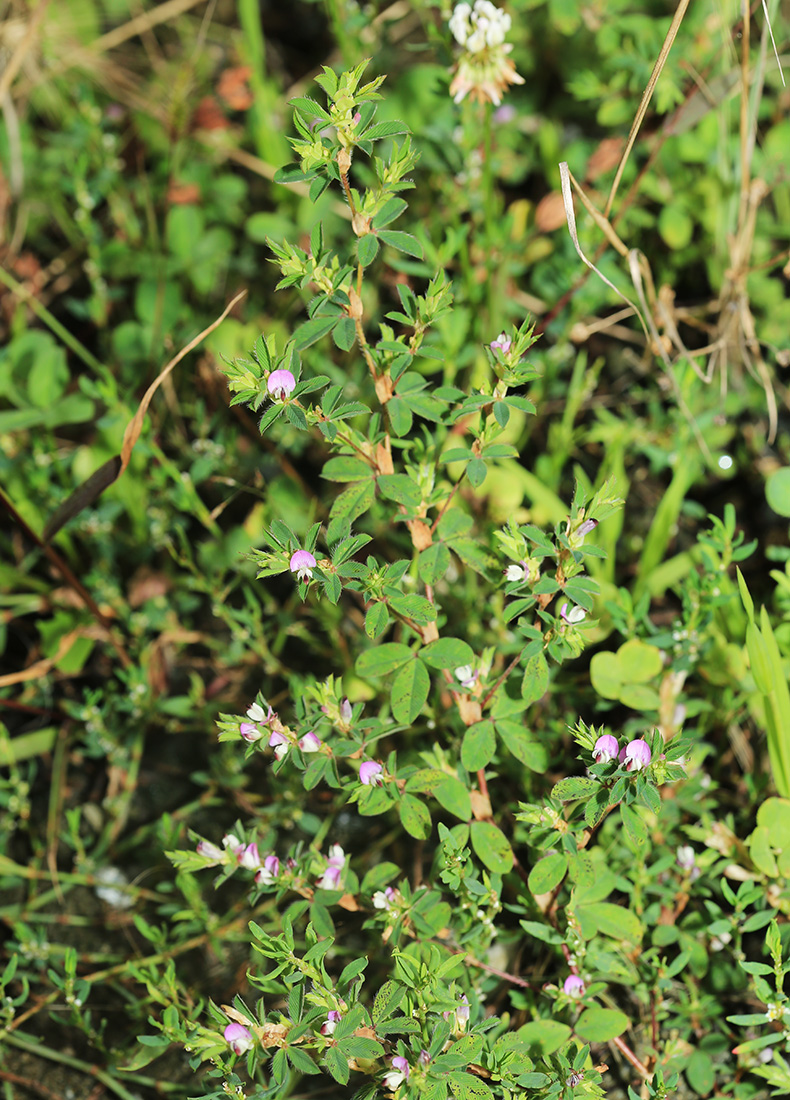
[1, 0, 789, 1096]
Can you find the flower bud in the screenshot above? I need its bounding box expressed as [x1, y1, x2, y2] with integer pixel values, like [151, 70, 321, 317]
[224, 1022, 254, 1055]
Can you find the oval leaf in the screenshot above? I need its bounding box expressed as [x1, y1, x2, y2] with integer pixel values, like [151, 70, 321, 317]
[391, 658, 430, 724]
[461, 720, 496, 771]
[470, 820, 513, 874]
[528, 852, 568, 896]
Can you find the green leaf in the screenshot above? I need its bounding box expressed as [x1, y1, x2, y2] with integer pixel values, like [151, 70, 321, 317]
[418, 542, 451, 585]
[461, 721, 496, 771]
[520, 650, 549, 705]
[389, 594, 437, 624]
[324, 1045, 350, 1084]
[685, 1049, 715, 1096]
[327, 480, 375, 543]
[448, 1071, 493, 1099]
[288, 1046, 321, 1075]
[620, 803, 648, 848]
[399, 793, 431, 839]
[466, 457, 487, 488]
[356, 643, 413, 678]
[322, 456, 372, 482]
[767, 468, 790, 517]
[388, 396, 413, 436]
[391, 658, 430, 724]
[421, 637, 475, 670]
[373, 980, 405, 1024]
[435, 777, 472, 821]
[470, 820, 513, 873]
[495, 720, 548, 772]
[551, 776, 599, 801]
[365, 602, 390, 640]
[377, 473, 421, 508]
[293, 315, 337, 350]
[365, 120, 411, 140]
[358, 234, 379, 267]
[515, 1019, 572, 1055]
[378, 229, 423, 258]
[579, 901, 643, 943]
[528, 852, 567, 895]
[617, 639, 663, 682]
[574, 1007, 630, 1042]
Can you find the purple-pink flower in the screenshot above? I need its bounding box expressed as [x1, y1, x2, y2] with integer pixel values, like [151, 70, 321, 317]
[359, 760, 384, 786]
[316, 844, 346, 891]
[298, 731, 322, 753]
[255, 855, 280, 887]
[239, 842, 260, 870]
[592, 734, 619, 764]
[269, 730, 289, 761]
[240, 721, 262, 743]
[267, 369, 296, 400]
[196, 840, 224, 864]
[621, 738, 651, 771]
[320, 1009, 342, 1036]
[563, 974, 585, 998]
[224, 1022, 254, 1055]
[383, 1056, 410, 1088]
[490, 332, 512, 354]
[290, 549, 317, 582]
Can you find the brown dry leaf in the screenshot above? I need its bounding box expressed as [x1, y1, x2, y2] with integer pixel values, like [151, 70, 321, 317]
[128, 569, 170, 607]
[457, 697, 482, 726]
[192, 96, 228, 131]
[586, 137, 625, 181]
[470, 789, 492, 821]
[534, 191, 567, 233]
[167, 181, 201, 205]
[338, 893, 360, 912]
[217, 66, 254, 110]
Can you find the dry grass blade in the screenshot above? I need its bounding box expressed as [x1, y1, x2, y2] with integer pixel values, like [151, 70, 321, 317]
[42, 290, 246, 543]
[605, 0, 692, 217]
[760, 0, 785, 87]
[120, 288, 246, 474]
[559, 161, 647, 342]
[0, 0, 51, 101]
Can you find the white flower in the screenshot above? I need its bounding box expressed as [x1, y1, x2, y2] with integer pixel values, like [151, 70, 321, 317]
[454, 665, 479, 688]
[247, 702, 267, 722]
[382, 1069, 406, 1090]
[505, 563, 526, 583]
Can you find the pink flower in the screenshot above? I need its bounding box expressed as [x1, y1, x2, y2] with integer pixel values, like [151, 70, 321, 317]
[255, 855, 280, 887]
[490, 332, 512, 353]
[563, 974, 585, 998]
[316, 844, 345, 890]
[359, 760, 384, 786]
[266, 369, 296, 400]
[196, 840, 224, 864]
[224, 1022, 254, 1055]
[592, 734, 619, 764]
[298, 731, 322, 753]
[289, 549, 317, 582]
[340, 697, 352, 722]
[316, 864, 343, 890]
[383, 1056, 410, 1088]
[240, 722, 261, 743]
[239, 842, 261, 869]
[327, 844, 346, 868]
[222, 833, 243, 855]
[621, 738, 651, 771]
[320, 1009, 342, 1035]
[269, 730, 289, 761]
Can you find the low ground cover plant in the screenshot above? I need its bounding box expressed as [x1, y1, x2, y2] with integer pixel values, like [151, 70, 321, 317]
[1, 3, 790, 1100]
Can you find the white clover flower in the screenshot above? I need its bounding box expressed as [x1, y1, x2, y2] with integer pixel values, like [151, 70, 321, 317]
[448, 1, 523, 106]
